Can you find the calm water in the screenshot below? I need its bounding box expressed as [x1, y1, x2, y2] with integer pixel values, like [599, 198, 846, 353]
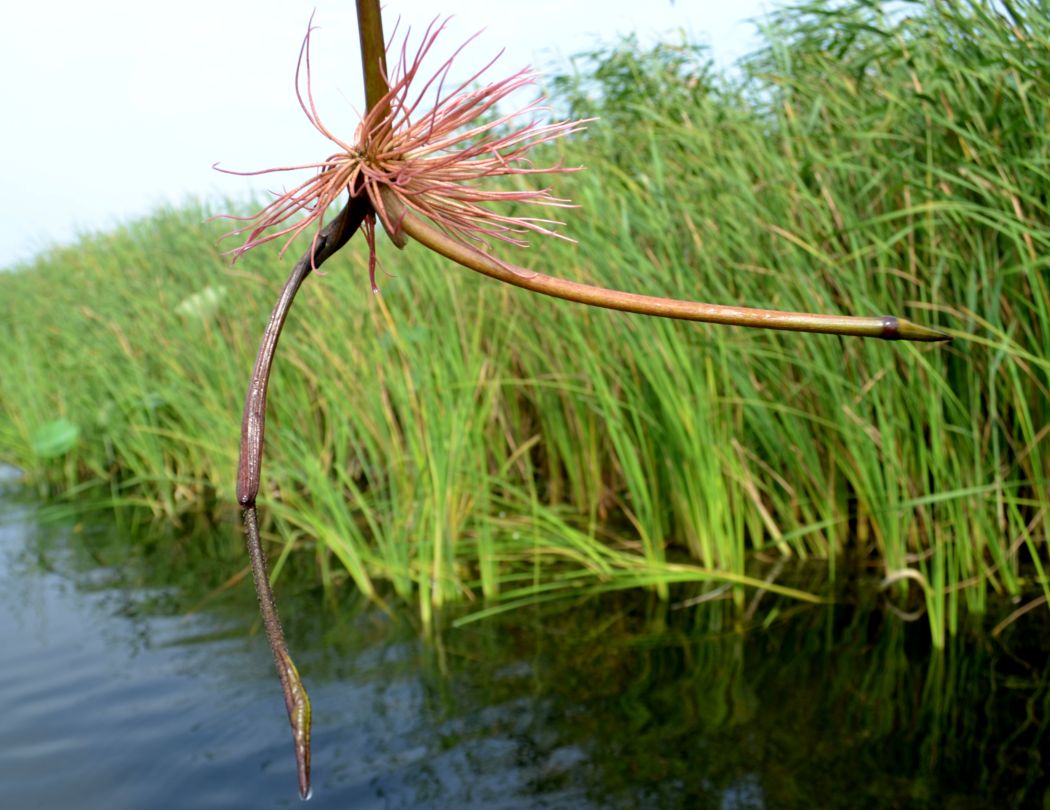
[1, 468, 1048, 809]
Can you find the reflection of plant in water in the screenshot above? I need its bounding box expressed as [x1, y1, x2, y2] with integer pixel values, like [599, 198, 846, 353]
[216, 0, 947, 798]
[427, 596, 1049, 808]
[268, 586, 1049, 807]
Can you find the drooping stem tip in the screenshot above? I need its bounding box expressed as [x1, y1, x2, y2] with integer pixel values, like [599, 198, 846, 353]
[243, 505, 312, 799]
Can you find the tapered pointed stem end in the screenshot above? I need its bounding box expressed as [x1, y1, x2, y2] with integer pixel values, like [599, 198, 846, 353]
[879, 316, 951, 342]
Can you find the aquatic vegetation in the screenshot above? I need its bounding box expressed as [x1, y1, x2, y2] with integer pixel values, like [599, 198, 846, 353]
[3, 0, 1049, 800]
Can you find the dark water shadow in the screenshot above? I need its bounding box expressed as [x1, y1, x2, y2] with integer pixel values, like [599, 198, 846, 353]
[1, 478, 1047, 809]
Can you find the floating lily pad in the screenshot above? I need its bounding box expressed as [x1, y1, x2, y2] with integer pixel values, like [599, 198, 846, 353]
[30, 419, 80, 459]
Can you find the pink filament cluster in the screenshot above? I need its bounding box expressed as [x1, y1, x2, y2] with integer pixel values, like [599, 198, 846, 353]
[218, 17, 589, 291]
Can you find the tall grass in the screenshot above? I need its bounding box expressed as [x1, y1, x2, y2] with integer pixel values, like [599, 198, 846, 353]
[1, 0, 1047, 645]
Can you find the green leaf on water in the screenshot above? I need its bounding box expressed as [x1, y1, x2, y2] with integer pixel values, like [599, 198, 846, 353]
[30, 419, 80, 459]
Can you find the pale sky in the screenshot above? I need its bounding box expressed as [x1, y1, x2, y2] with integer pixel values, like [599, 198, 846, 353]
[0, 1, 775, 268]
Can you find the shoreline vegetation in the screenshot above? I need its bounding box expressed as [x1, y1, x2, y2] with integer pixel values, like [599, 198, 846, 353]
[2, 1, 1047, 647]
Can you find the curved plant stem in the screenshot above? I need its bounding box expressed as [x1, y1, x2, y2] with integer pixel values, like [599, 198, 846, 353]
[235, 3, 390, 800]
[237, 198, 369, 800]
[237, 200, 369, 506]
[379, 188, 949, 342]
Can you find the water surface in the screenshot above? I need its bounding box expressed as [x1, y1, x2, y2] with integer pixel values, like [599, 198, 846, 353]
[1, 470, 1048, 808]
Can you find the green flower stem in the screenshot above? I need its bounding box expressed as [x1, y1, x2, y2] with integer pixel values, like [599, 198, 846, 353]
[356, 0, 390, 132]
[378, 188, 949, 342]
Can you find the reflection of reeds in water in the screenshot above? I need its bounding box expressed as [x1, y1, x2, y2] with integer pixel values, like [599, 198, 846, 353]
[275, 579, 1050, 808]
[1, 0, 1048, 647]
[427, 594, 1050, 809]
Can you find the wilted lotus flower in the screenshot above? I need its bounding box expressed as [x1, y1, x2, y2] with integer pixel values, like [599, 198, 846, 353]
[218, 17, 588, 292]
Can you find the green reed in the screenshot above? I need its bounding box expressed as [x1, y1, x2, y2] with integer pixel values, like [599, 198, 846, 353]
[1, 0, 1047, 645]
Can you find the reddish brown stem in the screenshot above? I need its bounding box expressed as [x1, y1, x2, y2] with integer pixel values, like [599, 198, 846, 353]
[237, 197, 369, 801]
[237, 2, 390, 800]
[237, 200, 368, 507]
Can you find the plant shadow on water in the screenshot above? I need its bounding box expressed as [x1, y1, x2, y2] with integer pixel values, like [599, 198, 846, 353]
[0, 480, 1047, 809]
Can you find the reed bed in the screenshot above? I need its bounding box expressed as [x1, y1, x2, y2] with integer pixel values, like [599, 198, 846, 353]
[2, 0, 1047, 644]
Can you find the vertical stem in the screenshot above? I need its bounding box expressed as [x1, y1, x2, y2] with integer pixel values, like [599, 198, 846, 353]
[356, 0, 391, 127]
